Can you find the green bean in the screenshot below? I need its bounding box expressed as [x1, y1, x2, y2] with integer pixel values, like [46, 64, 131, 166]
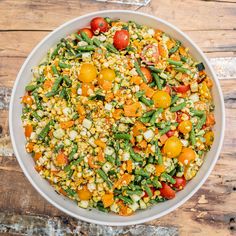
[139, 96, 154, 107]
[64, 156, 83, 172]
[152, 73, 162, 90]
[142, 110, 155, 118]
[118, 195, 133, 205]
[150, 108, 163, 125]
[161, 173, 176, 184]
[58, 61, 72, 69]
[72, 113, 79, 120]
[139, 117, 151, 123]
[54, 144, 64, 153]
[105, 43, 119, 54]
[63, 75, 72, 87]
[106, 155, 115, 164]
[148, 66, 162, 73]
[169, 40, 181, 55]
[51, 44, 61, 59]
[97, 169, 113, 189]
[149, 81, 156, 87]
[135, 169, 150, 177]
[171, 95, 179, 105]
[114, 133, 131, 140]
[143, 185, 153, 197]
[180, 56, 188, 63]
[155, 140, 163, 165]
[190, 128, 196, 146]
[32, 111, 41, 121]
[152, 176, 162, 188]
[134, 61, 147, 83]
[80, 31, 93, 45]
[93, 38, 102, 47]
[77, 45, 96, 51]
[75, 33, 83, 41]
[25, 84, 38, 92]
[174, 67, 191, 75]
[38, 120, 54, 141]
[167, 59, 183, 67]
[130, 148, 143, 162]
[45, 76, 63, 97]
[69, 144, 78, 161]
[159, 126, 171, 136]
[190, 109, 205, 117]
[196, 113, 206, 130]
[32, 92, 43, 110]
[170, 102, 186, 112]
[97, 201, 108, 212]
[65, 188, 77, 197]
[51, 64, 59, 75]
[126, 190, 143, 196]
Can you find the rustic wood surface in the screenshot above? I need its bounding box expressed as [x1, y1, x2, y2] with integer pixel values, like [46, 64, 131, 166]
[0, 0, 236, 235]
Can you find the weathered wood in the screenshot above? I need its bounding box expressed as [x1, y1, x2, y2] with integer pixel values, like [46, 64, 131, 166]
[0, 0, 236, 31]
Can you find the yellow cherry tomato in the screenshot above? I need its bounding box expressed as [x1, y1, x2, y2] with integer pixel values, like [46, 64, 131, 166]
[178, 147, 195, 165]
[99, 68, 116, 81]
[204, 131, 214, 146]
[178, 120, 192, 134]
[153, 91, 171, 108]
[77, 186, 92, 200]
[78, 63, 97, 82]
[163, 136, 182, 158]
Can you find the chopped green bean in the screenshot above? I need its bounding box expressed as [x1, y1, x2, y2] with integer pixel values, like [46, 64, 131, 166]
[32, 111, 41, 121]
[161, 172, 176, 184]
[150, 108, 163, 125]
[142, 110, 155, 118]
[25, 84, 38, 92]
[139, 96, 154, 107]
[80, 31, 93, 45]
[32, 92, 43, 110]
[170, 102, 186, 112]
[190, 109, 205, 117]
[118, 195, 133, 205]
[190, 128, 196, 146]
[130, 148, 143, 162]
[148, 66, 162, 73]
[152, 73, 162, 90]
[171, 95, 179, 105]
[167, 59, 183, 67]
[51, 44, 61, 59]
[135, 169, 150, 177]
[159, 126, 171, 136]
[63, 75, 72, 87]
[174, 67, 191, 75]
[77, 45, 96, 51]
[45, 76, 63, 98]
[97, 169, 113, 189]
[93, 38, 102, 47]
[169, 41, 181, 55]
[155, 140, 163, 165]
[126, 190, 143, 196]
[143, 185, 153, 197]
[58, 62, 72, 69]
[38, 120, 53, 141]
[196, 113, 206, 130]
[134, 61, 147, 83]
[114, 133, 131, 140]
[51, 64, 59, 75]
[69, 144, 78, 161]
[105, 43, 119, 54]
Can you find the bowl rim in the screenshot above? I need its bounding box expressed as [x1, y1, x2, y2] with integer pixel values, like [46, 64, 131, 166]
[9, 10, 225, 226]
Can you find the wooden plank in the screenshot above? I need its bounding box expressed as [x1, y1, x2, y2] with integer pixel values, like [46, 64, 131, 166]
[0, 0, 235, 31]
[1, 30, 236, 59]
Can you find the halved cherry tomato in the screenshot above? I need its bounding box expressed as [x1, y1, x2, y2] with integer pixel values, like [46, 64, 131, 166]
[113, 29, 130, 50]
[173, 84, 190, 93]
[78, 63, 97, 83]
[178, 120, 192, 134]
[153, 91, 171, 108]
[166, 130, 175, 138]
[90, 17, 108, 34]
[178, 147, 195, 165]
[78, 28, 94, 38]
[140, 67, 152, 83]
[163, 136, 182, 158]
[141, 44, 159, 65]
[172, 177, 186, 191]
[159, 182, 176, 199]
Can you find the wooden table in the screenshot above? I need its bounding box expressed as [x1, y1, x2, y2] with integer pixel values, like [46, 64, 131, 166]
[0, 0, 235, 235]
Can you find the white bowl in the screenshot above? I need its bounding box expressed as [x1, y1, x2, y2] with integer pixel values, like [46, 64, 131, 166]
[9, 10, 225, 226]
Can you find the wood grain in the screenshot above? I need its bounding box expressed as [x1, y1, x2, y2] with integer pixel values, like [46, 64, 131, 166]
[0, 0, 236, 235]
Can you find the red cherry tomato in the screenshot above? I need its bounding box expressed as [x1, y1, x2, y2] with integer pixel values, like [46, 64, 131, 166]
[166, 130, 175, 138]
[173, 84, 190, 93]
[143, 187, 155, 198]
[159, 182, 176, 199]
[141, 45, 159, 65]
[90, 17, 109, 34]
[78, 28, 94, 38]
[172, 177, 186, 191]
[113, 30, 130, 50]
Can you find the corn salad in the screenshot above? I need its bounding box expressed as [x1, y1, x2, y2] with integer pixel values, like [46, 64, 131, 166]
[21, 17, 215, 215]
